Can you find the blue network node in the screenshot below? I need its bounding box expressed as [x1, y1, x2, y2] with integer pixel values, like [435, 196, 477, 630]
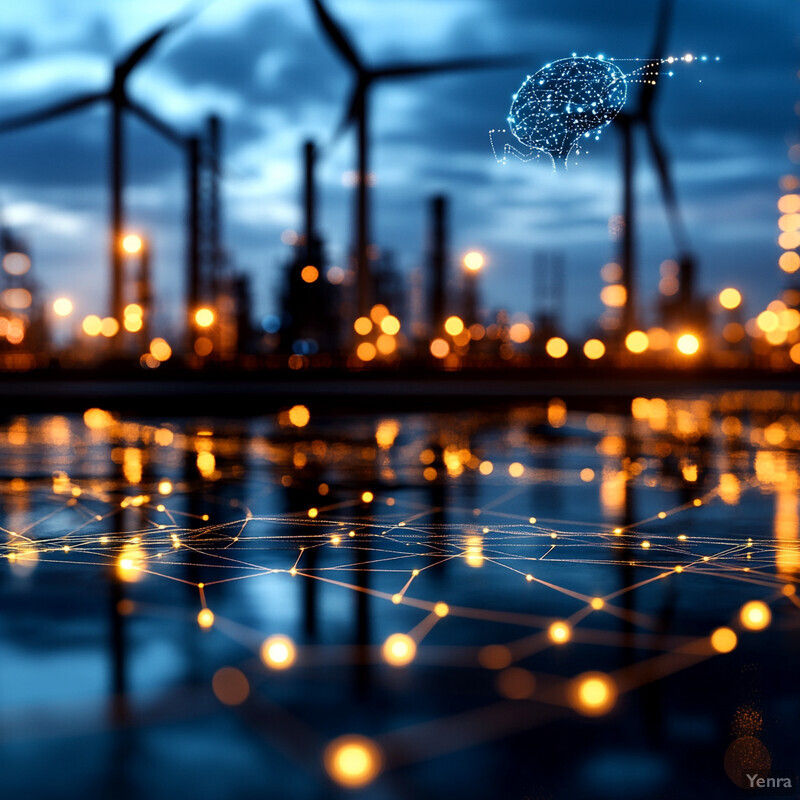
[490, 53, 712, 170]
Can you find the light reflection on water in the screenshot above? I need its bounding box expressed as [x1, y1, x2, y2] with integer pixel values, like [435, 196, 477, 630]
[1, 393, 799, 799]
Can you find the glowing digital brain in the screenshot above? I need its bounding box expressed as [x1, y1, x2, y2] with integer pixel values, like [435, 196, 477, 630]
[505, 57, 627, 166]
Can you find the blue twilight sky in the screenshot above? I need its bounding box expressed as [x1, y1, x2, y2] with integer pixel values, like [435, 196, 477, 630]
[0, 0, 796, 336]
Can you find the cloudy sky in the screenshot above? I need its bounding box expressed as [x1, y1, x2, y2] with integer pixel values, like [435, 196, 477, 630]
[0, 0, 796, 335]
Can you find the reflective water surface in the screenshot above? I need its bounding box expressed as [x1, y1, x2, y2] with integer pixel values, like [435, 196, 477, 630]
[1, 393, 799, 799]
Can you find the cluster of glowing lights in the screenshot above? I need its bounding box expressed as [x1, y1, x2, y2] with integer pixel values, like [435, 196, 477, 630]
[82, 315, 119, 338]
[355, 304, 401, 361]
[2, 398, 797, 792]
[124, 303, 143, 333]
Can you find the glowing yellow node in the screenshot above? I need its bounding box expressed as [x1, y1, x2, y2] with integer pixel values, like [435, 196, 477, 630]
[675, 565, 683, 573]
[197, 608, 214, 629]
[571, 672, 617, 716]
[260, 634, 296, 669]
[479, 460, 494, 475]
[361, 491, 374, 503]
[391, 593, 402, 605]
[434, 602, 449, 617]
[548, 621, 571, 644]
[740, 600, 771, 631]
[658, 511, 667, 519]
[590, 597, 604, 610]
[529, 516, 537, 524]
[382, 633, 416, 667]
[508, 462, 525, 478]
[308, 507, 318, 519]
[641, 540, 651, 549]
[710, 626, 737, 653]
[782, 584, 796, 597]
[158, 480, 172, 496]
[324, 736, 383, 789]
[330, 535, 341, 545]
[526, 574, 533, 582]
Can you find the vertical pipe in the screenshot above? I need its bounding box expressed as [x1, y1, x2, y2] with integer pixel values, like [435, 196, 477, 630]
[187, 136, 201, 339]
[356, 99, 370, 317]
[207, 115, 221, 300]
[140, 243, 151, 346]
[620, 119, 636, 335]
[430, 195, 447, 336]
[304, 140, 317, 265]
[111, 97, 124, 327]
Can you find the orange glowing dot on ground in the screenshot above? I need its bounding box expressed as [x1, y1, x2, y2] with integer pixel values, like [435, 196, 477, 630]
[571, 672, 617, 715]
[324, 736, 383, 788]
[260, 634, 296, 669]
[197, 608, 215, 628]
[548, 621, 571, 644]
[740, 600, 771, 631]
[212, 667, 249, 705]
[546, 337, 568, 358]
[301, 265, 319, 283]
[710, 627, 738, 653]
[382, 633, 416, 666]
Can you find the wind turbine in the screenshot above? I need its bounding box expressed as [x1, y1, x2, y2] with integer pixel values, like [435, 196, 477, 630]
[0, 7, 200, 327]
[615, 0, 693, 334]
[309, 0, 524, 317]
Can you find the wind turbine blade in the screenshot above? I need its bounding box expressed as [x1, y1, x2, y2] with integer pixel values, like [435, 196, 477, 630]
[638, 0, 674, 118]
[644, 117, 690, 254]
[309, 0, 362, 71]
[126, 99, 186, 147]
[0, 91, 106, 134]
[331, 83, 363, 142]
[116, 1, 207, 80]
[375, 54, 527, 80]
